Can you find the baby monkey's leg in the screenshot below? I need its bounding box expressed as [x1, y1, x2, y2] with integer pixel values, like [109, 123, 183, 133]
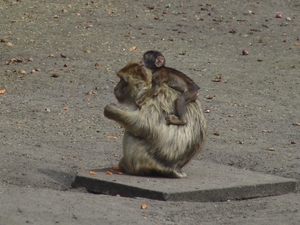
[166, 90, 199, 125]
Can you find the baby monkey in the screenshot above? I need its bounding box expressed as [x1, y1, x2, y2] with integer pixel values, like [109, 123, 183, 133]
[137, 50, 200, 125]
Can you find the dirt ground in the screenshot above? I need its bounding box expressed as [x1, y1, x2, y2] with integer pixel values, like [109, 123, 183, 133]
[0, 0, 299, 224]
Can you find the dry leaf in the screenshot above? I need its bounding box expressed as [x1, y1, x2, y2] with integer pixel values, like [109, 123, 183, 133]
[129, 46, 137, 51]
[266, 147, 274, 151]
[89, 171, 97, 175]
[117, 172, 123, 175]
[262, 130, 272, 133]
[292, 122, 300, 126]
[294, 43, 300, 46]
[112, 166, 122, 171]
[0, 89, 6, 94]
[212, 76, 222, 82]
[64, 106, 69, 111]
[106, 171, 113, 175]
[108, 136, 118, 140]
[141, 204, 147, 209]
[213, 131, 220, 136]
[206, 95, 216, 100]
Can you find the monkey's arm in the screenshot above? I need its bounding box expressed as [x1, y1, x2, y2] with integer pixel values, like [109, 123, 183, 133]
[104, 104, 150, 138]
[136, 80, 162, 107]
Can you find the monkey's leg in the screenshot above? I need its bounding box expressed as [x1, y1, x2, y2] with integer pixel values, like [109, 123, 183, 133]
[165, 95, 187, 125]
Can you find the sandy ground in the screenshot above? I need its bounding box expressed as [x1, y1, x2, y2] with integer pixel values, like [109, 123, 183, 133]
[0, 0, 299, 224]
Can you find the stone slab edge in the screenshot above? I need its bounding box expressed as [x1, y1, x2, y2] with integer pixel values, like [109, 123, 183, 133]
[72, 173, 297, 202]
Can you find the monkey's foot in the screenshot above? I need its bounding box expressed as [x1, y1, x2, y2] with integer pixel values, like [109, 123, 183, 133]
[172, 170, 187, 178]
[135, 98, 147, 108]
[165, 114, 187, 126]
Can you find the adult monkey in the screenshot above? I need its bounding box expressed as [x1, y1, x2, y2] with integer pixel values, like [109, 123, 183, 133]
[104, 62, 206, 178]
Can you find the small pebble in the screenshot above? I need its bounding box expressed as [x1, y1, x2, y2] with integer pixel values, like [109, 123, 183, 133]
[275, 12, 282, 18]
[242, 49, 249, 55]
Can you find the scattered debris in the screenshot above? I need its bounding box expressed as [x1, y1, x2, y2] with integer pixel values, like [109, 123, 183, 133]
[89, 171, 97, 175]
[242, 49, 249, 55]
[141, 204, 147, 209]
[212, 75, 222, 82]
[206, 95, 216, 100]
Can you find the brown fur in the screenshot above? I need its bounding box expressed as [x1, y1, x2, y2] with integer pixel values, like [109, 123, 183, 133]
[104, 62, 206, 178]
[138, 50, 200, 125]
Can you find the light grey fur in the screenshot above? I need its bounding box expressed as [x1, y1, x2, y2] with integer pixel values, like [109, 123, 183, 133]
[104, 63, 206, 178]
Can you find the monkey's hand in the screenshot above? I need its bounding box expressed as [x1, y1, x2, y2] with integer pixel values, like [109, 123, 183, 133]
[136, 88, 160, 108]
[104, 104, 119, 120]
[104, 104, 132, 128]
[165, 114, 187, 126]
[104, 104, 152, 138]
[136, 96, 147, 108]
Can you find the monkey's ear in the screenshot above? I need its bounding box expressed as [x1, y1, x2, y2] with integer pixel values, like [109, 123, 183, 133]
[155, 56, 165, 68]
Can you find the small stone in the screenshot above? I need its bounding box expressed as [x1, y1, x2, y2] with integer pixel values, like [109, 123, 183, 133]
[242, 49, 249, 55]
[275, 12, 282, 18]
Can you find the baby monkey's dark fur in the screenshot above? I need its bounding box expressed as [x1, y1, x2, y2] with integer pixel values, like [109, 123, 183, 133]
[138, 50, 200, 125]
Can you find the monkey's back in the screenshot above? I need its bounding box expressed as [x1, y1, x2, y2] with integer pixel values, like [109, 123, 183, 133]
[154, 67, 200, 91]
[120, 84, 206, 176]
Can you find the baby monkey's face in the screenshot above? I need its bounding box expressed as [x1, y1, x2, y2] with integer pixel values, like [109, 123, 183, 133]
[141, 50, 165, 71]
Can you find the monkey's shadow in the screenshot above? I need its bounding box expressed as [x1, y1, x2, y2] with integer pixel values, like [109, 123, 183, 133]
[38, 168, 75, 188]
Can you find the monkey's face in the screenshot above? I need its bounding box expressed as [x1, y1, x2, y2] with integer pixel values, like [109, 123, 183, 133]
[141, 52, 157, 71]
[114, 62, 152, 106]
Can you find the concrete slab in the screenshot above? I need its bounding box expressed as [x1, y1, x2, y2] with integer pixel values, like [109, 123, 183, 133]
[72, 160, 298, 202]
